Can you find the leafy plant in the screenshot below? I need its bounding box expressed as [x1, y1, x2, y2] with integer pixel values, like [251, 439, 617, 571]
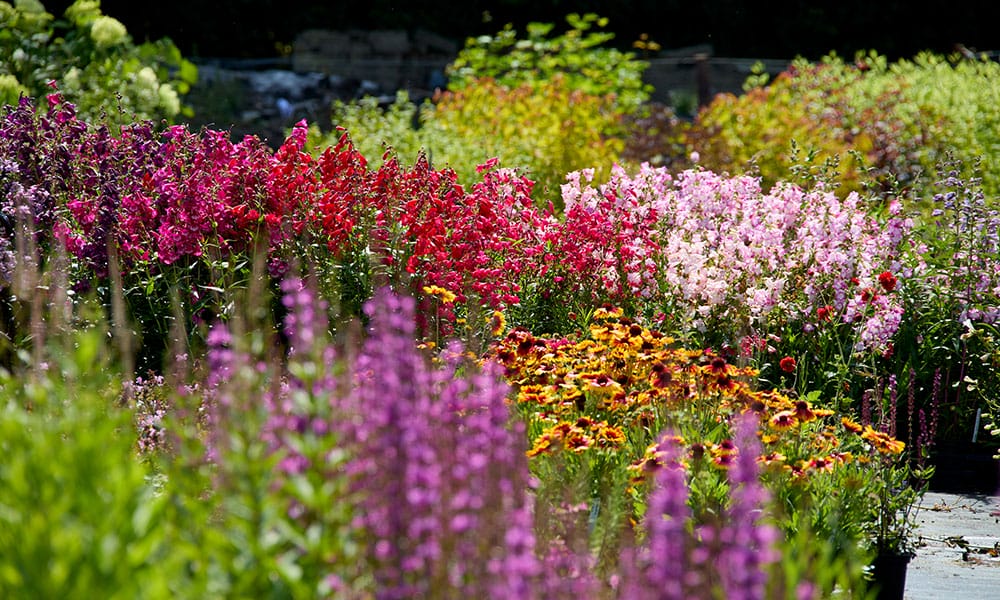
[447, 13, 652, 114]
[491, 310, 880, 597]
[0, 310, 171, 599]
[688, 50, 1000, 204]
[425, 76, 626, 203]
[0, 0, 196, 123]
[320, 77, 627, 206]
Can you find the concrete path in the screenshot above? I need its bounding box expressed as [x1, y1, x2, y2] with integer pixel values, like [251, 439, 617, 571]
[905, 492, 1000, 599]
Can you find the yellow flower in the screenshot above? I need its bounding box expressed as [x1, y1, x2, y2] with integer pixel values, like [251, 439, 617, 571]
[581, 373, 624, 398]
[861, 426, 906, 454]
[759, 451, 787, 466]
[488, 310, 506, 336]
[793, 400, 817, 423]
[593, 306, 624, 320]
[422, 285, 457, 304]
[769, 410, 799, 431]
[806, 456, 836, 473]
[841, 417, 864, 433]
[527, 434, 556, 457]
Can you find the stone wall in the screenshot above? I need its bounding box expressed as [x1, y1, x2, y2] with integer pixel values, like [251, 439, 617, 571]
[293, 29, 457, 92]
[188, 36, 795, 148]
[291, 34, 790, 110]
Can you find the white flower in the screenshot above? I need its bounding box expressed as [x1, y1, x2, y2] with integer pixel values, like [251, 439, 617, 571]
[90, 15, 128, 48]
[158, 84, 180, 116]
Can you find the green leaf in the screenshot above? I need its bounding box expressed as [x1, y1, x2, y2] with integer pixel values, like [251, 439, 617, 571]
[178, 59, 197, 84]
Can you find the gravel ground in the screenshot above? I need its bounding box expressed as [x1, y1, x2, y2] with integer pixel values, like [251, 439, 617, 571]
[904, 491, 1000, 599]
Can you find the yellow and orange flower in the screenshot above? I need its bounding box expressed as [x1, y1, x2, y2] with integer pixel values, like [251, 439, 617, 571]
[488, 310, 507, 336]
[759, 451, 787, 467]
[806, 455, 836, 473]
[422, 284, 457, 304]
[581, 372, 624, 398]
[841, 417, 864, 433]
[861, 426, 906, 454]
[793, 400, 817, 423]
[769, 410, 799, 431]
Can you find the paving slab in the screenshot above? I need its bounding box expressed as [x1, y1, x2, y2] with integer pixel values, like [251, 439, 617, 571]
[905, 492, 1000, 599]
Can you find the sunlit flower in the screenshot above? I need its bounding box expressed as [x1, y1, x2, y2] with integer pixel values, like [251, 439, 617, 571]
[841, 417, 864, 433]
[527, 434, 556, 457]
[565, 430, 593, 452]
[705, 356, 729, 376]
[806, 456, 836, 473]
[759, 451, 786, 466]
[561, 387, 584, 410]
[861, 426, 906, 454]
[593, 306, 624, 320]
[488, 310, 507, 336]
[649, 361, 675, 388]
[581, 373, 624, 397]
[595, 423, 627, 448]
[816, 305, 834, 322]
[709, 440, 738, 469]
[793, 400, 816, 423]
[769, 410, 798, 431]
[829, 451, 853, 464]
[779, 356, 796, 373]
[712, 452, 737, 469]
[422, 284, 457, 304]
[760, 433, 780, 444]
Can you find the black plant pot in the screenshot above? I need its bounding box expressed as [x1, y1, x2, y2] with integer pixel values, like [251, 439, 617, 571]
[870, 552, 913, 600]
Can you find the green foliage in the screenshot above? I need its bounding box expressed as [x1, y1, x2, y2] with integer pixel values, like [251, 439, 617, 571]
[315, 12, 659, 206]
[688, 50, 1000, 202]
[871, 52, 1000, 200]
[686, 57, 922, 196]
[322, 78, 627, 205]
[426, 76, 625, 202]
[153, 331, 356, 597]
[447, 13, 652, 114]
[0, 284, 359, 598]
[315, 91, 425, 172]
[0, 325, 171, 599]
[0, 0, 196, 123]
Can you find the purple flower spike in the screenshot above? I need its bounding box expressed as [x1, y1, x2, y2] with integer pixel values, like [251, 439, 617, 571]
[719, 412, 780, 600]
[347, 287, 545, 598]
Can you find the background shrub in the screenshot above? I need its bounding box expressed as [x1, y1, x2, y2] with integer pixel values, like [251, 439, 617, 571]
[318, 13, 650, 206]
[446, 12, 652, 115]
[687, 51, 1000, 204]
[0, 0, 196, 124]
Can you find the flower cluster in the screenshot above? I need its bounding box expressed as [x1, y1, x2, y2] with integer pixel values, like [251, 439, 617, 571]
[550, 166, 911, 353]
[0, 95, 917, 359]
[490, 308, 902, 480]
[221, 282, 599, 597]
[621, 414, 782, 599]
